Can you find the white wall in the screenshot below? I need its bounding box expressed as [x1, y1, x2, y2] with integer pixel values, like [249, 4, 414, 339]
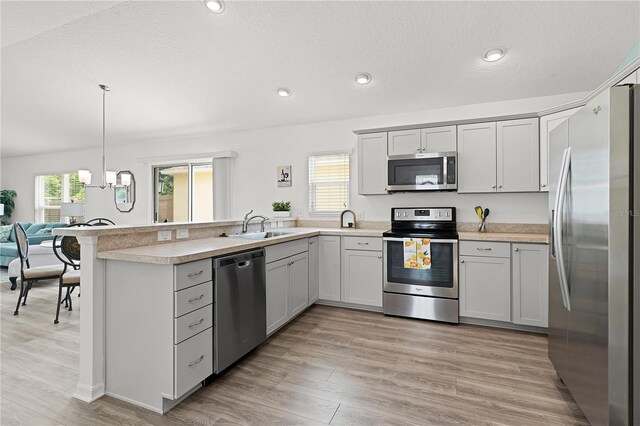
[1, 91, 587, 225]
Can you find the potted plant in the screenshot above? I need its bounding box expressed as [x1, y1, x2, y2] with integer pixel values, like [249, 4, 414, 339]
[0, 190, 17, 225]
[272, 201, 291, 218]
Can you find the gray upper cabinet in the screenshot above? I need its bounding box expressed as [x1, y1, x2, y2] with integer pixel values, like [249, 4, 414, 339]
[421, 125, 457, 153]
[457, 122, 497, 193]
[539, 109, 579, 191]
[358, 132, 388, 195]
[387, 129, 421, 156]
[497, 118, 539, 192]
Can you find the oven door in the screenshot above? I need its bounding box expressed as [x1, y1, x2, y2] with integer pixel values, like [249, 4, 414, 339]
[387, 153, 456, 191]
[383, 237, 458, 299]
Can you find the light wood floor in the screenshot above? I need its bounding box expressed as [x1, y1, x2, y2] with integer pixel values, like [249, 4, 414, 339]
[0, 279, 588, 425]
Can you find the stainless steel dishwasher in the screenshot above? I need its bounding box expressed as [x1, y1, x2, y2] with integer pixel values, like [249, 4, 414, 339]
[213, 249, 266, 373]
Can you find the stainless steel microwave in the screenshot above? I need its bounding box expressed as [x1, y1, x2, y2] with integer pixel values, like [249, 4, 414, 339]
[387, 152, 457, 192]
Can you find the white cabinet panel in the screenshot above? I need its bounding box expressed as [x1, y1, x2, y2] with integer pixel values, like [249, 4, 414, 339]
[459, 255, 511, 322]
[308, 237, 319, 305]
[174, 329, 213, 399]
[388, 129, 421, 156]
[319, 236, 341, 301]
[457, 122, 497, 193]
[288, 252, 309, 318]
[497, 118, 539, 192]
[358, 132, 388, 195]
[512, 244, 548, 327]
[341, 249, 383, 307]
[421, 125, 456, 153]
[539, 109, 579, 191]
[266, 258, 289, 334]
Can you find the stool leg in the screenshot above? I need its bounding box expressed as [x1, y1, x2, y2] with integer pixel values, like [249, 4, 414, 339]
[14, 280, 24, 315]
[68, 288, 73, 311]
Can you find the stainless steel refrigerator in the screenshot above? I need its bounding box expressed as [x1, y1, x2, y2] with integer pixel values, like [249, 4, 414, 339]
[548, 84, 638, 425]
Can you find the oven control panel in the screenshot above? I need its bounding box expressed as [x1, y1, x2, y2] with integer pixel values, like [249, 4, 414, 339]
[392, 208, 454, 222]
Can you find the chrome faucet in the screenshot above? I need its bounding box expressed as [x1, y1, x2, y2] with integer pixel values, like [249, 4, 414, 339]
[242, 210, 269, 233]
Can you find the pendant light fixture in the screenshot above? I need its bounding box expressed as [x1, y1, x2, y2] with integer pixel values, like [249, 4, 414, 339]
[79, 84, 131, 190]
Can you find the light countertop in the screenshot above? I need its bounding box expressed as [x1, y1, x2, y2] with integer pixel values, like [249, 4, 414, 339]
[97, 227, 384, 265]
[458, 231, 549, 244]
[96, 226, 546, 265]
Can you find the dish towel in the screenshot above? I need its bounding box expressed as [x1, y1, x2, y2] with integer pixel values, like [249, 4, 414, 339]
[403, 238, 432, 269]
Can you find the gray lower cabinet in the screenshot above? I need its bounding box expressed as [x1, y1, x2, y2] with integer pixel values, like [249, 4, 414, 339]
[266, 258, 289, 334]
[105, 259, 214, 413]
[459, 254, 511, 322]
[265, 241, 309, 335]
[512, 243, 549, 327]
[341, 249, 383, 307]
[318, 236, 341, 301]
[308, 237, 320, 304]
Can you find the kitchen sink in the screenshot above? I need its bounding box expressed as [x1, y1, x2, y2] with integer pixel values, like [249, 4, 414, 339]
[228, 231, 294, 240]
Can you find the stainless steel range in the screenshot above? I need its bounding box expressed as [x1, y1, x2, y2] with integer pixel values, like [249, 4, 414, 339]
[383, 207, 459, 323]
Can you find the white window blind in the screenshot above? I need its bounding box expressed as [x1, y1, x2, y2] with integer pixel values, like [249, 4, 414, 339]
[308, 152, 350, 214]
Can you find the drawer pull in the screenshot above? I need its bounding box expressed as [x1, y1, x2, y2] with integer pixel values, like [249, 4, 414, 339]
[188, 318, 205, 328]
[476, 248, 492, 251]
[188, 270, 204, 278]
[357, 242, 369, 245]
[188, 294, 205, 303]
[188, 355, 204, 367]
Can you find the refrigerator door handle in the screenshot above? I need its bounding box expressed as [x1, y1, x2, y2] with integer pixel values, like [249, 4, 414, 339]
[554, 146, 572, 311]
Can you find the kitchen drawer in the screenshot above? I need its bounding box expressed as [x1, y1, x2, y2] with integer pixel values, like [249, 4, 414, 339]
[174, 258, 212, 291]
[343, 236, 382, 252]
[175, 304, 213, 344]
[266, 239, 308, 263]
[174, 328, 213, 398]
[459, 241, 510, 258]
[175, 281, 213, 317]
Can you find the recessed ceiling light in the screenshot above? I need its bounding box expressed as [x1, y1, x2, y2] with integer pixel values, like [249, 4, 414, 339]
[355, 73, 372, 85]
[204, 0, 224, 13]
[276, 87, 291, 97]
[483, 47, 506, 62]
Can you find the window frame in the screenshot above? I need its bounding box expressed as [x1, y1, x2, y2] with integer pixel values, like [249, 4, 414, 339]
[307, 150, 351, 216]
[34, 172, 86, 223]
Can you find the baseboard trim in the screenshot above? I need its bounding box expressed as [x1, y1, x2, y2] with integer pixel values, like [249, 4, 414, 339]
[73, 382, 105, 403]
[460, 316, 547, 334]
[315, 299, 383, 313]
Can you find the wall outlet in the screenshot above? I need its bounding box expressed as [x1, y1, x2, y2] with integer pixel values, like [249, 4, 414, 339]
[157, 230, 172, 242]
[176, 229, 189, 239]
[357, 211, 364, 221]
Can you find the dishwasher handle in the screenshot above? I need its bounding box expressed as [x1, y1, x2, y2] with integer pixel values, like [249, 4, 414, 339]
[214, 249, 265, 268]
[237, 260, 252, 269]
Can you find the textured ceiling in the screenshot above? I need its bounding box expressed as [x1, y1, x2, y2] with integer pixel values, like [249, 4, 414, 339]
[1, 1, 639, 157]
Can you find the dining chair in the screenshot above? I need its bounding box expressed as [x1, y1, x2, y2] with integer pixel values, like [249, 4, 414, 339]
[85, 218, 115, 226]
[52, 223, 86, 324]
[13, 223, 65, 316]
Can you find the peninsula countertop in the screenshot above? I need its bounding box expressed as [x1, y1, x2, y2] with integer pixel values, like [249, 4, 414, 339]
[96, 227, 385, 265]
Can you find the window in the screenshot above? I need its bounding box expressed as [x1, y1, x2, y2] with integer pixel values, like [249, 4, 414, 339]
[153, 162, 213, 223]
[308, 152, 350, 214]
[35, 173, 86, 223]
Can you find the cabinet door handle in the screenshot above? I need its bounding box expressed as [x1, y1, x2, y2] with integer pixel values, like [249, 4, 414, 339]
[499, 185, 503, 189]
[188, 270, 204, 278]
[416, 147, 421, 151]
[541, 184, 547, 188]
[476, 248, 492, 251]
[188, 355, 204, 367]
[188, 318, 205, 328]
[188, 294, 205, 303]
[514, 248, 519, 252]
[378, 255, 382, 259]
[492, 185, 496, 189]
[460, 260, 465, 263]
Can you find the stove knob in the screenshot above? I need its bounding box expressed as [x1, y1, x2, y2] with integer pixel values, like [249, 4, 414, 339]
[403, 212, 408, 217]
